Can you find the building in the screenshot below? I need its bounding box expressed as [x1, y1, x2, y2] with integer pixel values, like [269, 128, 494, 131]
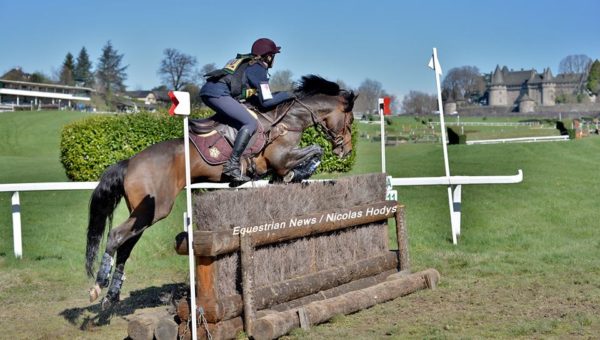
[0, 78, 95, 110]
[125, 90, 172, 110]
[487, 65, 583, 109]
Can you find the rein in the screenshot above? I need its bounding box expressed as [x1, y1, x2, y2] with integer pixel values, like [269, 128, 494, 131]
[292, 97, 345, 146]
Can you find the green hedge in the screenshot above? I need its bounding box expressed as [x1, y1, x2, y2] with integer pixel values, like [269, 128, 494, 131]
[60, 111, 356, 181]
[60, 111, 186, 181]
[299, 122, 357, 173]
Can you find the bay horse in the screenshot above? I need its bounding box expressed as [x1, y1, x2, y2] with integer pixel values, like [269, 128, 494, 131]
[85, 75, 357, 308]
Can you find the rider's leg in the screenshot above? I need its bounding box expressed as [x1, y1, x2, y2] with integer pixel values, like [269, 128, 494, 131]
[201, 95, 257, 182]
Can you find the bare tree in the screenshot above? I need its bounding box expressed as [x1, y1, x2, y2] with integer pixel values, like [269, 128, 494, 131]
[559, 54, 592, 74]
[270, 69, 294, 92]
[158, 48, 197, 90]
[354, 78, 385, 114]
[442, 66, 485, 103]
[194, 63, 218, 88]
[559, 54, 593, 93]
[401, 91, 437, 115]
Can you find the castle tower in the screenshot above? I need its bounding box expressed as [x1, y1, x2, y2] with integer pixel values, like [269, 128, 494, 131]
[489, 65, 507, 106]
[541, 68, 556, 106]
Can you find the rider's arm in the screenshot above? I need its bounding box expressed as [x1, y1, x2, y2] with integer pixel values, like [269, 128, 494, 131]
[246, 63, 292, 108]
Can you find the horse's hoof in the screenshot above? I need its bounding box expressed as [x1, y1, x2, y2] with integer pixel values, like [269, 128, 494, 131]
[89, 284, 101, 302]
[101, 296, 112, 310]
[283, 171, 295, 183]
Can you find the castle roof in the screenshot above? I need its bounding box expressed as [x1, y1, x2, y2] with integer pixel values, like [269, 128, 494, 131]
[489, 65, 579, 86]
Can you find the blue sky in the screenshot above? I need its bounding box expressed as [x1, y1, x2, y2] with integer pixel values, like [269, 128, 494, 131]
[1, 0, 599, 99]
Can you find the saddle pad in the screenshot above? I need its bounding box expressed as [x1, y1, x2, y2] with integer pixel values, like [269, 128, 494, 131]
[189, 124, 266, 165]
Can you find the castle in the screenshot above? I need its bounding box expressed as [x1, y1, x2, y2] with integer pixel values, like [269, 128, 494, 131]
[487, 65, 583, 112]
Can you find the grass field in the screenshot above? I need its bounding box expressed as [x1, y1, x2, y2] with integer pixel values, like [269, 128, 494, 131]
[1, 111, 599, 339]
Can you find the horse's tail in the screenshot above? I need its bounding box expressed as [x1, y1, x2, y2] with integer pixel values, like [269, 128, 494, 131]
[85, 160, 129, 277]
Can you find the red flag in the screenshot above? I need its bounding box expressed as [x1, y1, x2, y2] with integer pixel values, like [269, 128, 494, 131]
[168, 91, 178, 116]
[383, 97, 391, 115]
[379, 97, 392, 115]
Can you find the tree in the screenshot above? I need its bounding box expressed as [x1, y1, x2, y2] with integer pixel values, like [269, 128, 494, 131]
[194, 63, 218, 88]
[354, 79, 385, 114]
[158, 48, 197, 90]
[442, 66, 485, 103]
[30, 71, 52, 83]
[59, 52, 75, 86]
[559, 54, 593, 93]
[558, 54, 592, 74]
[401, 91, 437, 115]
[74, 47, 94, 87]
[586, 59, 600, 95]
[96, 41, 128, 95]
[270, 69, 294, 92]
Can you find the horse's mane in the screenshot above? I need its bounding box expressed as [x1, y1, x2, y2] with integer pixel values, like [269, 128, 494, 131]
[293, 75, 356, 112]
[294, 75, 342, 97]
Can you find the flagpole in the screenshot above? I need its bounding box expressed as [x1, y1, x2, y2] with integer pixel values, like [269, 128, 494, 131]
[430, 47, 457, 244]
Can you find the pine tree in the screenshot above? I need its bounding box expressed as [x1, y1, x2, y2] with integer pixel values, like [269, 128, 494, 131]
[74, 47, 94, 87]
[587, 59, 600, 95]
[59, 52, 75, 85]
[96, 41, 128, 95]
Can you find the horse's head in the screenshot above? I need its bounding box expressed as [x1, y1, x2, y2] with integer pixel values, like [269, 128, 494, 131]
[295, 75, 357, 158]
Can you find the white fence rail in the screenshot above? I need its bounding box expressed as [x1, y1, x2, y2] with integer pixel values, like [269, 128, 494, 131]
[466, 135, 569, 145]
[0, 104, 16, 112]
[430, 121, 542, 127]
[1, 169, 523, 258]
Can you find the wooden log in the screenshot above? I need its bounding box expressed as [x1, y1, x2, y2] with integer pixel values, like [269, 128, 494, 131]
[270, 269, 397, 313]
[127, 309, 172, 340]
[175, 201, 398, 256]
[155, 318, 178, 340]
[251, 268, 440, 340]
[395, 205, 410, 272]
[240, 235, 256, 336]
[203, 252, 398, 323]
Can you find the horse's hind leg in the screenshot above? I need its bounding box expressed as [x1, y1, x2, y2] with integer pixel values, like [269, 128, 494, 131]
[89, 216, 138, 303]
[101, 232, 143, 309]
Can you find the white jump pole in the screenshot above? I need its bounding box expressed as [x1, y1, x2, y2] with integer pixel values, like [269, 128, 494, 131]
[429, 48, 458, 245]
[168, 91, 197, 340]
[11, 191, 22, 258]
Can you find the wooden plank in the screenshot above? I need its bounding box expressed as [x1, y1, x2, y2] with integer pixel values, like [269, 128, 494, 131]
[175, 200, 398, 256]
[395, 205, 410, 272]
[240, 235, 256, 336]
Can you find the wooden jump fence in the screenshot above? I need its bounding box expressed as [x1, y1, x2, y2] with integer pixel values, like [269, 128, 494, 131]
[127, 173, 439, 340]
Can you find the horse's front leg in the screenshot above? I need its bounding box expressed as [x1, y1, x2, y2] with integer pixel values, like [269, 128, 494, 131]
[276, 144, 324, 182]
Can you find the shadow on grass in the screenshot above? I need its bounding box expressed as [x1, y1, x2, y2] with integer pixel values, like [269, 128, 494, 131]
[59, 282, 188, 330]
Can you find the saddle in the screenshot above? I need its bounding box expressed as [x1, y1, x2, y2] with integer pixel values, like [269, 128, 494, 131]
[188, 107, 267, 165]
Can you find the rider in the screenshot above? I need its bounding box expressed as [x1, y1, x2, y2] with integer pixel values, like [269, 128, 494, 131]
[200, 38, 292, 182]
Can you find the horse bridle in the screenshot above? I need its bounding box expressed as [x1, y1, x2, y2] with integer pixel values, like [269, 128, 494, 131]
[293, 97, 350, 148]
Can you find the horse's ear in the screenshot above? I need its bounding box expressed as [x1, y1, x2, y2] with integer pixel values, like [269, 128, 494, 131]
[342, 90, 357, 112]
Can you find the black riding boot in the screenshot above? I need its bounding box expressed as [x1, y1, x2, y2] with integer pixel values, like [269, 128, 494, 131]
[223, 128, 252, 183]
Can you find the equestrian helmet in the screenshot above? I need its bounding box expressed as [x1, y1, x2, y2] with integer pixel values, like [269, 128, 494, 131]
[251, 38, 281, 56]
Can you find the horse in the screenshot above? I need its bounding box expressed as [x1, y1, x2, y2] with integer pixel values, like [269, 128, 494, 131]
[85, 75, 357, 308]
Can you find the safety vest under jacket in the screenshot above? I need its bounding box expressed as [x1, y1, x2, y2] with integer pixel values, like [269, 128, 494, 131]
[204, 54, 257, 100]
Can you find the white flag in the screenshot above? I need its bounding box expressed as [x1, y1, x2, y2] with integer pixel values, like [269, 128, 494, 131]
[428, 53, 442, 75]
